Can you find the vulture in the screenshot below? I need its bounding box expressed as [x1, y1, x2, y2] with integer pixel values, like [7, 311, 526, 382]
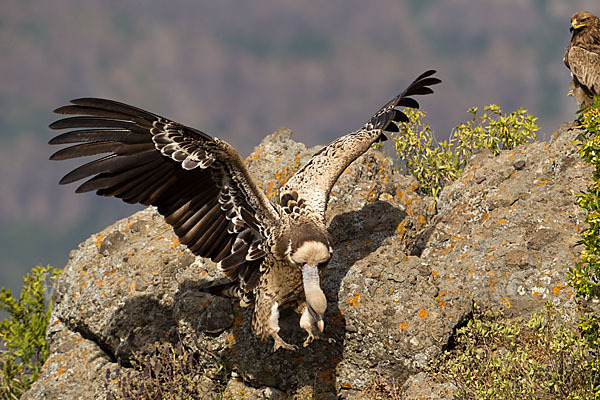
[49, 70, 440, 351]
[564, 11, 600, 109]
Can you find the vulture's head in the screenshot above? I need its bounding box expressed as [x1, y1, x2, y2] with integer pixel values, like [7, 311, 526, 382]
[291, 240, 331, 332]
[570, 11, 600, 34]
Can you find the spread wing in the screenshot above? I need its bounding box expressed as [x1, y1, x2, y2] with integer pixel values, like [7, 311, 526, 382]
[49, 98, 279, 291]
[280, 70, 440, 217]
[567, 45, 600, 96]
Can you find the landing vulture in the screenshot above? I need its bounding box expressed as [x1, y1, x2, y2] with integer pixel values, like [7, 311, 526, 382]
[50, 70, 440, 351]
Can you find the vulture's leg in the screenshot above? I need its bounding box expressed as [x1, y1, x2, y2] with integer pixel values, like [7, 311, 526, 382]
[254, 298, 297, 351]
[300, 305, 320, 347]
[269, 302, 297, 351]
[298, 303, 334, 347]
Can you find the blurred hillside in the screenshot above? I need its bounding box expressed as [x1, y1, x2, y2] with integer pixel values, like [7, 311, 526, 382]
[0, 0, 597, 293]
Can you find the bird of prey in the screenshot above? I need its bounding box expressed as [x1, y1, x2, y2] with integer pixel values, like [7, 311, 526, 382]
[49, 70, 440, 351]
[564, 11, 600, 109]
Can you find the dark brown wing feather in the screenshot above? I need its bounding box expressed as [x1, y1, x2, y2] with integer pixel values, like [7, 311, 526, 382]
[49, 98, 278, 290]
[280, 70, 440, 217]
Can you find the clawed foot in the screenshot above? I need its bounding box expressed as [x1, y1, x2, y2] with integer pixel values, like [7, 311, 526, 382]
[303, 333, 316, 347]
[303, 333, 335, 347]
[272, 336, 297, 352]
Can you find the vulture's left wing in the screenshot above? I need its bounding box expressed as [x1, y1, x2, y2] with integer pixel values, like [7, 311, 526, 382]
[49, 98, 280, 292]
[280, 70, 440, 217]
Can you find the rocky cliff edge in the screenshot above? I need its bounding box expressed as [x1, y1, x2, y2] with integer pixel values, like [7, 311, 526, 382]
[23, 125, 590, 399]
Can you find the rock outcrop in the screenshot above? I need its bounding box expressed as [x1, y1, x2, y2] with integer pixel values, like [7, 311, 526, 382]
[23, 125, 590, 399]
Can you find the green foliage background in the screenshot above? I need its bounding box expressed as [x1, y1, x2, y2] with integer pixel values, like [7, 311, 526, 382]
[0, 266, 59, 399]
[389, 105, 539, 197]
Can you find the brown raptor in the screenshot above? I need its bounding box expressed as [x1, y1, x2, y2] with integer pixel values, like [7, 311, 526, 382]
[564, 11, 600, 109]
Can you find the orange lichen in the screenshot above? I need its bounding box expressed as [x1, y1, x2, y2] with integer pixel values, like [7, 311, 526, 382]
[329, 310, 345, 326]
[227, 333, 236, 346]
[417, 308, 428, 319]
[94, 234, 105, 247]
[552, 284, 564, 296]
[347, 293, 362, 307]
[499, 297, 511, 309]
[317, 369, 335, 386]
[196, 299, 212, 308]
[399, 323, 408, 330]
[244, 145, 265, 162]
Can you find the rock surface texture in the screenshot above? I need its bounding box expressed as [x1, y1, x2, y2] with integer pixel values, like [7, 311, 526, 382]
[23, 125, 590, 399]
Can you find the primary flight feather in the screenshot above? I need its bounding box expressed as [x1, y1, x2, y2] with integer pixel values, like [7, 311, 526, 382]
[50, 70, 440, 351]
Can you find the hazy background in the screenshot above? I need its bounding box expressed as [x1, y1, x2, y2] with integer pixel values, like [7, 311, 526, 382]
[1, 0, 597, 294]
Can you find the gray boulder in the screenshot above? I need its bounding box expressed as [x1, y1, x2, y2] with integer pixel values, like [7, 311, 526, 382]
[23, 125, 590, 399]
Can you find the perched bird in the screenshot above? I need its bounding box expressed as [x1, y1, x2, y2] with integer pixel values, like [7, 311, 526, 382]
[564, 11, 600, 109]
[49, 70, 440, 351]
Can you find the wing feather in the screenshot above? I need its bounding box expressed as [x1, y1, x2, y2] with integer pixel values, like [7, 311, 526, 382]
[568, 46, 600, 96]
[50, 98, 280, 289]
[281, 70, 440, 217]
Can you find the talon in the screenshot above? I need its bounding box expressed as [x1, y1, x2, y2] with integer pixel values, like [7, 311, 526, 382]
[273, 337, 297, 352]
[303, 334, 315, 347]
[303, 333, 336, 347]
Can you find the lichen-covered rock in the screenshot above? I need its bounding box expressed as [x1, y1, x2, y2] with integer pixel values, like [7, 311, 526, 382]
[21, 320, 115, 400]
[23, 125, 591, 399]
[402, 372, 456, 400]
[429, 124, 587, 317]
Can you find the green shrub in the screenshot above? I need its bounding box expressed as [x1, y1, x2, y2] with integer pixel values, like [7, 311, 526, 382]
[431, 303, 599, 400]
[389, 105, 540, 197]
[0, 265, 59, 399]
[568, 97, 600, 364]
[569, 97, 600, 300]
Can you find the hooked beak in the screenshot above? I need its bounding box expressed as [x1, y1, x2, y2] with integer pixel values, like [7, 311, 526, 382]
[571, 19, 585, 33]
[317, 319, 325, 332]
[307, 304, 326, 332]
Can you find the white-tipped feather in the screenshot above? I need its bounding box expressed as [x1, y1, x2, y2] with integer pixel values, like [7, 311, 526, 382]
[49, 70, 440, 351]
